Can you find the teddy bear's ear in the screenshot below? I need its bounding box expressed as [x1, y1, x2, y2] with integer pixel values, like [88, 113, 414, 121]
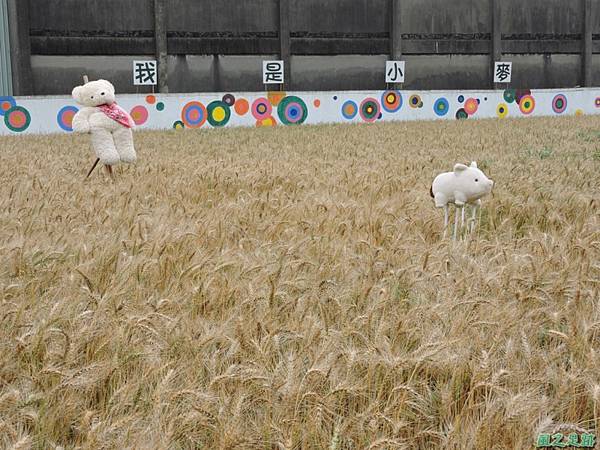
[453, 163, 468, 173]
[72, 86, 83, 102]
[97, 79, 115, 94]
[470, 161, 478, 168]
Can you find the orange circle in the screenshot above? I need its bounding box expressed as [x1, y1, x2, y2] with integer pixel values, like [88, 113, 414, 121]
[268, 91, 286, 106]
[234, 98, 249, 115]
[146, 95, 156, 104]
[1, 101, 11, 111]
[464, 98, 478, 115]
[313, 99, 321, 108]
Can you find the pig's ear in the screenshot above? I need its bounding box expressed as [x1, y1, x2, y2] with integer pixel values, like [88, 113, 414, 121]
[72, 85, 83, 102]
[454, 163, 468, 173]
[470, 161, 477, 168]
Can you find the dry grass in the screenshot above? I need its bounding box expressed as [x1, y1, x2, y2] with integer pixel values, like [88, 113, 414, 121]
[1, 116, 600, 449]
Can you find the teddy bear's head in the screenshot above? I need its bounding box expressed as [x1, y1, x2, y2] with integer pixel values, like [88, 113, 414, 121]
[71, 79, 116, 107]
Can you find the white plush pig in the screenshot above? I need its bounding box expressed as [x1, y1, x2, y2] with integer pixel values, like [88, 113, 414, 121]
[430, 161, 494, 239]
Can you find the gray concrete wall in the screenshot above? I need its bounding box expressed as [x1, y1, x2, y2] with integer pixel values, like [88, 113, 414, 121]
[15, 0, 600, 94]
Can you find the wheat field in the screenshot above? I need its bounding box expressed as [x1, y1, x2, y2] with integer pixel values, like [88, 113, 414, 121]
[1, 116, 600, 449]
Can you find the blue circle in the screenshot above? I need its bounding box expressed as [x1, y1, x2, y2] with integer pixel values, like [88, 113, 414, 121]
[341, 100, 358, 119]
[185, 105, 204, 126]
[433, 98, 450, 117]
[0, 96, 17, 116]
[333, 96, 338, 100]
[289, 107, 298, 117]
[381, 90, 402, 113]
[458, 95, 464, 103]
[56, 105, 79, 131]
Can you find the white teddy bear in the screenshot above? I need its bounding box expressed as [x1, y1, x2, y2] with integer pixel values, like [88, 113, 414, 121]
[71, 79, 136, 176]
[430, 161, 494, 239]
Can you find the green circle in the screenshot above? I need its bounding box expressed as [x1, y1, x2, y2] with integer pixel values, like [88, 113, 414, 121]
[4, 106, 31, 132]
[503, 89, 516, 103]
[206, 100, 231, 127]
[156, 102, 165, 111]
[277, 96, 308, 125]
[172, 120, 184, 129]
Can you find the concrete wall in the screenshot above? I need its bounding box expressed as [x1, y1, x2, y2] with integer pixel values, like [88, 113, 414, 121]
[11, 0, 600, 95]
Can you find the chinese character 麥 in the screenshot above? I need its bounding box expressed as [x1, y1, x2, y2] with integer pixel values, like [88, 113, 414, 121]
[495, 63, 511, 82]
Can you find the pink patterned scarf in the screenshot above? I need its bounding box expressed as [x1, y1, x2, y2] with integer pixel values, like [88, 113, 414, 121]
[98, 102, 135, 128]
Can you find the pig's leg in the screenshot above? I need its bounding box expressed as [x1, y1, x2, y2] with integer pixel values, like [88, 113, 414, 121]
[453, 205, 460, 240]
[453, 200, 465, 240]
[443, 204, 449, 238]
[461, 206, 465, 229]
[469, 200, 480, 233]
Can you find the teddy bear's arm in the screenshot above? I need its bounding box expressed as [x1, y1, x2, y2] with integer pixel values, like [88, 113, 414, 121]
[72, 107, 95, 133]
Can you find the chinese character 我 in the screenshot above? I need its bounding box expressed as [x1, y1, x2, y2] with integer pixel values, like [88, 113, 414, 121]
[133, 61, 157, 85]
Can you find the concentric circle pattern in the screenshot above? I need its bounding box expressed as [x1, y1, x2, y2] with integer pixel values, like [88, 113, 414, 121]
[207, 100, 231, 127]
[181, 101, 207, 128]
[277, 96, 308, 125]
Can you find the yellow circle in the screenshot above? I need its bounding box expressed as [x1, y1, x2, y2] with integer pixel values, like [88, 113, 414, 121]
[213, 106, 226, 122]
[575, 109, 584, 116]
[496, 103, 508, 118]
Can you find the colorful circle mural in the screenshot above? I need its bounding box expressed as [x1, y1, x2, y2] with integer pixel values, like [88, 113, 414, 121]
[278, 96, 308, 125]
[519, 95, 535, 115]
[381, 90, 402, 113]
[234, 98, 249, 116]
[341, 100, 358, 120]
[56, 105, 79, 132]
[455, 108, 468, 120]
[173, 120, 184, 130]
[252, 98, 272, 120]
[145, 95, 156, 104]
[503, 89, 516, 104]
[433, 98, 449, 117]
[464, 98, 478, 115]
[552, 94, 567, 114]
[222, 94, 235, 106]
[359, 98, 380, 123]
[0, 96, 17, 116]
[181, 101, 207, 128]
[409, 95, 423, 108]
[496, 103, 508, 118]
[130, 105, 149, 126]
[4, 106, 31, 132]
[207, 100, 231, 127]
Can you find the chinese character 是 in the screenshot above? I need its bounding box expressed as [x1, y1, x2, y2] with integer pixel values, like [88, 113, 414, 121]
[264, 62, 283, 83]
[387, 62, 404, 82]
[495, 63, 511, 82]
[134, 61, 157, 85]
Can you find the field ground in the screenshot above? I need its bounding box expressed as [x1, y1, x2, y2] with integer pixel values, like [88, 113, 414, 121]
[1, 116, 600, 449]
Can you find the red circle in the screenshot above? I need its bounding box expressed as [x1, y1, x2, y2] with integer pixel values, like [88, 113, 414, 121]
[146, 95, 156, 104]
[313, 99, 321, 108]
[1, 101, 10, 111]
[8, 111, 26, 127]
